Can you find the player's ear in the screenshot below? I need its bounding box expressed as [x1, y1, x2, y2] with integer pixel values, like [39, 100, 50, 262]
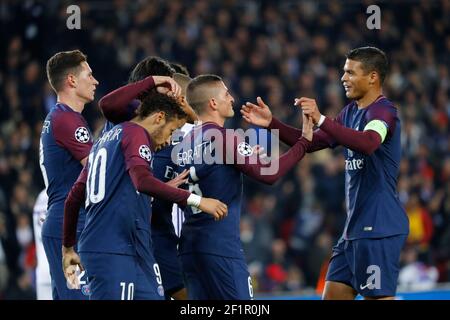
[154, 111, 166, 124]
[67, 73, 77, 88]
[369, 71, 378, 86]
[209, 98, 218, 111]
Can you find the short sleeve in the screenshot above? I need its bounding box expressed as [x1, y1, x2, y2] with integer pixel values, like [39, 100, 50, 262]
[121, 124, 153, 170]
[221, 128, 265, 168]
[52, 111, 93, 161]
[365, 103, 397, 138]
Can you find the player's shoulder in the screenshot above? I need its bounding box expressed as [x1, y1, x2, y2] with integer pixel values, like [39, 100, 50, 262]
[186, 121, 227, 142]
[120, 121, 153, 147]
[340, 101, 357, 116]
[51, 103, 85, 122]
[120, 121, 141, 134]
[200, 121, 224, 133]
[367, 96, 397, 117]
[376, 95, 395, 108]
[50, 105, 92, 144]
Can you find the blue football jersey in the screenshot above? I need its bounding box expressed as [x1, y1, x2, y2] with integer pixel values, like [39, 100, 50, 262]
[151, 123, 194, 236]
[175, 122, 244, 259]
[78, 122, 154, 258]
[40, 103, 93, 238]
[338, 97, 409, 239]
[99, 100, 140, 139]
[151, 145, 179, 239]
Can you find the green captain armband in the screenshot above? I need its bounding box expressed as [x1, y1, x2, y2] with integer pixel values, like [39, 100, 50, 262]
[364, 119, 388, 143]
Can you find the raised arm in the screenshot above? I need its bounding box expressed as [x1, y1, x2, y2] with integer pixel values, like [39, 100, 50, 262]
[241, 96, 335, 152]
[299, 97, 396, 155]
[241, 96, 302, 146]
[225, 114, 313, 185]
[122, 125, 227, 220]
[98, 76, 155, 124]
[98, 76, 182, 124]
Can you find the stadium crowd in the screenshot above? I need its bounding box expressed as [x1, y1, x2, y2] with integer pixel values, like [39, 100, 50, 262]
[0, 0, 449, 298]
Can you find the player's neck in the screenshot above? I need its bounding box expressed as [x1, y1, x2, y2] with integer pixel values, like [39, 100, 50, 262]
[355, 88, 383, 109]
[198, 114, 225, 127]
[57, 92, 85, 113]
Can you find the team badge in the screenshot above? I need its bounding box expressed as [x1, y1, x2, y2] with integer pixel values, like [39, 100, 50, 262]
[81, 284, 91, 296]
[237, 142, 253, 157]
[139, 145, 152, 161]
[74, 127, 90, 143]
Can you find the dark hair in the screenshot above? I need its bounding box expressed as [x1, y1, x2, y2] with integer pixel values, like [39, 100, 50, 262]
[128, 56, 175, 83]
[170, 62, 190, 76]
[137, 92, 187, 121]
[186, 74, 223, 114]
[346, 46, 388, 84]
[46, 50, 87, 92]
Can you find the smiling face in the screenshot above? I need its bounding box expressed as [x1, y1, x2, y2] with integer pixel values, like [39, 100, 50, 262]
[340, 59, 373, 101]
[74, 61, 99, 103]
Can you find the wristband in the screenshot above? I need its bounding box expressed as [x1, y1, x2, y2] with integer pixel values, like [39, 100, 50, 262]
[317, 114, 326, 127]
[187, 194, 202, 207]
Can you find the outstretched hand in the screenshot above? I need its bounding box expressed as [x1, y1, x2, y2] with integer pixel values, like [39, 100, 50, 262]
[166, 169, 189, 188]
[241, 97, 273, 128]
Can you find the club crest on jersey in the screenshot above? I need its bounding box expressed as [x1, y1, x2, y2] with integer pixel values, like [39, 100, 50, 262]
[237, 142, 253, 157]
[139, 145, 152, 162]
[81, 284, 91, 296]
[75, 127, 90, 143]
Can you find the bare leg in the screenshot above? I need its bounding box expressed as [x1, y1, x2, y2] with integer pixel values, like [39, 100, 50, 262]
[322, 281, 358, 300]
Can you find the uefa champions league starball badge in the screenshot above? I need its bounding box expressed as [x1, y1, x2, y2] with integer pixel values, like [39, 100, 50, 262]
[237, 142, 254, 157]
[74, 127, 90, 143]
[139, 145, 152, 162]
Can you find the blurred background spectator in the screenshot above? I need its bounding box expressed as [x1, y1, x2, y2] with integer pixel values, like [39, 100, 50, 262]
[0, 0, 449, 298]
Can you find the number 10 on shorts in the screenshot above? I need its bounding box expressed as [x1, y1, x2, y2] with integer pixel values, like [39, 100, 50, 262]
[120, 282, 134, 300]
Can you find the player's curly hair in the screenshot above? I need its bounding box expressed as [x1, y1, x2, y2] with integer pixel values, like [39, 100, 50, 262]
[137, 92, 187, 121]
